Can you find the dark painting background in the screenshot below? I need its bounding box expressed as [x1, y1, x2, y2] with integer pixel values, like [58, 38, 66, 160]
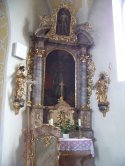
[44, 50, 75, 106]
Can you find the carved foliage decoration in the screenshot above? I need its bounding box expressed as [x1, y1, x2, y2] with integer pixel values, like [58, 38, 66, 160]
[80, 54, 96, 107]
[27, 47, 35, 79]
[87, 55, 96, 104]
[49, 97, 74, 126]
[38, 15, 51, 29]
[94, 72, 110, 117]
[31, 109, 43, 128]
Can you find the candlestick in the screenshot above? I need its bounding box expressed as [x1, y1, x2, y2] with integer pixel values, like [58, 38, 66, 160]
[49, 118, 53, 125]
[78, 119, 81, 127]
[78, 119, 82, 138]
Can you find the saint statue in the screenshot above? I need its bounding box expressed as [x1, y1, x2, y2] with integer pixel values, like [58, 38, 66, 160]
[56, 9, 71, 36]
[94, 73, 110, 104]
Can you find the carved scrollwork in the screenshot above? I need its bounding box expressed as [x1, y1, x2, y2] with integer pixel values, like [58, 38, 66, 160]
[33, 125, 61, 138]
[42, 136, 52, 147]
[86, 55, 96, 105]
[31, 109, 43, 128]
[35, 15, 51, 36]
[80, 54, 96, 106]
[38, 15, 51, 29]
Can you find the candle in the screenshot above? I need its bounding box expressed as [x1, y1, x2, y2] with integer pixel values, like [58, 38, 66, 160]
[78, 119, 81, 127]
[49, 118, 53, 125]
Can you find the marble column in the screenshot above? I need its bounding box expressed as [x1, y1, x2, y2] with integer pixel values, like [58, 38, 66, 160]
[31, 48, 45, 128]
[79, 48, 87, 108]
[32, 52, 43, 105]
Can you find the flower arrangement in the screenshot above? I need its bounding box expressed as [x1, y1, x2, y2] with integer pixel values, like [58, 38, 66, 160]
[55, 119, 74, 134]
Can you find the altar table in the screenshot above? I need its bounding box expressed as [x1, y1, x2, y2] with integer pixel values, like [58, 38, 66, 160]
[59, 138, 94, 166]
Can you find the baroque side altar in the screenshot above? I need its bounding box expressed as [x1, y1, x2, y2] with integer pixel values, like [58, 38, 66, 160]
[13, 1, 96, 166]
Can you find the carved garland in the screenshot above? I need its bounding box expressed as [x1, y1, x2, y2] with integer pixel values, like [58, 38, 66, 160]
[80, 54, 96, 108]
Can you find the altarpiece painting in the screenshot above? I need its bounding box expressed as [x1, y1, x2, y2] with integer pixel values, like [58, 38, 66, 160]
[44, 50, 75, 106]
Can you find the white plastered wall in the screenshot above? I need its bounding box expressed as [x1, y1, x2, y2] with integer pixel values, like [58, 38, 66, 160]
[1, 0, 48, 166]
[77, 0, 125, 165]
[88, 0, 125, 166]
[1, 0, 125, 166]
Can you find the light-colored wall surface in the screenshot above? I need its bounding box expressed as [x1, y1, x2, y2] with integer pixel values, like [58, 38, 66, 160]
[1, 0, 48, 166]
[89, 0, 125, 166]
[1, 0, 125, 166]
[0, 0, 9, 164]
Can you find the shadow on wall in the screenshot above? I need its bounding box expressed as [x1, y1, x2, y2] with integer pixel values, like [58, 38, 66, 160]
[8, 65, 17, 112]
[23, 18, 31, 45]
[94, 144, 99, 160]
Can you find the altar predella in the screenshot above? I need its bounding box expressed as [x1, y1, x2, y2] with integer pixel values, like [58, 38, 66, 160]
[13, 1, 96, 166]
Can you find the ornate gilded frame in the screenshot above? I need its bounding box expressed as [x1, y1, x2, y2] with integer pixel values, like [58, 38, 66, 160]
[47, 2, 77, 43]
[43, 48, 78, 108]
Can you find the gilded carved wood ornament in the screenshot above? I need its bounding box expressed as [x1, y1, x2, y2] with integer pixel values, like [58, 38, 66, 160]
[94, 72, 110, 117]
[13, 63, 27, 114]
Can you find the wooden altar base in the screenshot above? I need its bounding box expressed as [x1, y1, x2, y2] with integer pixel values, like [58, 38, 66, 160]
[59, 151, 94, 166]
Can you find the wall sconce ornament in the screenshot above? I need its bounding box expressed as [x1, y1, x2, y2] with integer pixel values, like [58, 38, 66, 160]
[13, 63, 27, 114]
[94, 72, 110, 117]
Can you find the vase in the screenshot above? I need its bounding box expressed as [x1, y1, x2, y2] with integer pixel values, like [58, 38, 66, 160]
[63, 133, 69, 139]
